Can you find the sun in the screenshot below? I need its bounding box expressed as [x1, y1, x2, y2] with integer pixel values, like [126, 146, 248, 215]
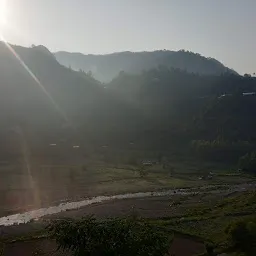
[0, 0, 7, 25]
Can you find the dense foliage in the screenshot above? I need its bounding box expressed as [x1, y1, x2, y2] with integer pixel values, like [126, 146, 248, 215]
[226, 218, 256, 255]
[238, 152, 256, 174]
[191, 140, 255, 161]
[1, 43, 256, 162]
[55, 50, 236, 82]
[47, 216, 172, 256]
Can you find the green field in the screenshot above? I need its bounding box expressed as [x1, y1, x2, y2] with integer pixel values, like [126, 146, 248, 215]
[1, 188, 255, 256]
[151, 191, 256, 255]
[0, 156, 254, 217]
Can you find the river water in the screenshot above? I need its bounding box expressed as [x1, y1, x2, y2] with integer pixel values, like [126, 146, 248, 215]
[0, 184, 253, 226]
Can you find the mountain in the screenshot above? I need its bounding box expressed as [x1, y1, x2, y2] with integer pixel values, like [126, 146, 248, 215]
[106, 67, 256, 149]
[1, 41, 256, 156]
[54, 50, 237, 82]
[0, 42, 104, 125]
[0, 42, 145, 152]
[0, 42, 115, 158]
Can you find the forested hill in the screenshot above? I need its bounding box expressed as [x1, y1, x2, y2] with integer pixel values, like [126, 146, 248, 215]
[107, 68, 256, 148]
[1, 41, 256, 156]
[54, 50, 237, 82]
[0, 42, 111, 153]
[0, 42, 145, 150]
[0, 42, 103, 125]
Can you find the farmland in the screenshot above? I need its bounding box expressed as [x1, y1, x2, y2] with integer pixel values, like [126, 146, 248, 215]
[0, 148, 255, 256]
[0, 188, 255, 256]
[0, 152, 254, 217]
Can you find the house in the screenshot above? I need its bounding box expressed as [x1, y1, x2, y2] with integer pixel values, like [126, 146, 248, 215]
[242, 92, 256, 96]
[142, 161, 153, 166]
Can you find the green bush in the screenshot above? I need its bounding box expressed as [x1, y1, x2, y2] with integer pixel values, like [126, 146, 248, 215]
[204, 242, 215, 256]
[47, 216, 172, 256]
[191, 139, 254, 162]
[225, 218, 256, 254]
[238, 152, 256, 174]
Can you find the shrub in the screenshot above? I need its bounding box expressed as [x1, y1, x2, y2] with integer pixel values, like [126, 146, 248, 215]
[238, 152, 256, 174]
[139, 168, 148, 178]
[47, 216, 172, 256]
[204, 242, 215, 256]
[191, 139, 254, 162]
[225, 219, 256, 254]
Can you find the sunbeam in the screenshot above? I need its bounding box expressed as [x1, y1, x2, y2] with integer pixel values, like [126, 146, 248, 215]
[0, 32, 74, 213]
[0, 33, 70, 125]
[14, 126, 42, 212]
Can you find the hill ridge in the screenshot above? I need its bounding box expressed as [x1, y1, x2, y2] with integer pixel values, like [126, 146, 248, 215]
[55, 49, 237, 82]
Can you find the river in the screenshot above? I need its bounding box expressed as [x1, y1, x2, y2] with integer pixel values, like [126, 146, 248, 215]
[0, 184, 254, 226]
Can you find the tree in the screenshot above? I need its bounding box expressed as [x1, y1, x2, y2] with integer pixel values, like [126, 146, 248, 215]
[204, 242, 215, 256]
[239, 152, 256, 174]
[225, 219, 256, 254]
[138, 166, 148, 178]
[47, 216, 171, 256]
[87, 70, 93, 77]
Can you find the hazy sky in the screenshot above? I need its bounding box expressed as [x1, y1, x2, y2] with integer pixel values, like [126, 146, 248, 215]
[1, 0, 255, 74]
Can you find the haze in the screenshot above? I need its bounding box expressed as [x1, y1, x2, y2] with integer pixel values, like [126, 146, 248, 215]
[1, 0, 256, 74]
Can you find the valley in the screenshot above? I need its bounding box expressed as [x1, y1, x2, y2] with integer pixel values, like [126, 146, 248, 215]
[0, 42, 255, 255]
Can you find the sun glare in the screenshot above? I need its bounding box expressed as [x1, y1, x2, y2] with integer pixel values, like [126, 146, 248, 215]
[0, 0, 7, 25]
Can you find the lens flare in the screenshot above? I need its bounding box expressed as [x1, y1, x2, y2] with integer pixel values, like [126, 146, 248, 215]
[15, 126, 42, 211]
[0, 33, 69, 123]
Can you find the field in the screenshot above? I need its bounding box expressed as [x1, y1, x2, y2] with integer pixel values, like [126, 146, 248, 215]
[0, 153, 254, 217]
[0, 150, 255, 256]
[1, 189, 255, 256]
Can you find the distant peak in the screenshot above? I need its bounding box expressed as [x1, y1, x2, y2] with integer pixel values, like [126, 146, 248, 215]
[31, 44, 53, 56]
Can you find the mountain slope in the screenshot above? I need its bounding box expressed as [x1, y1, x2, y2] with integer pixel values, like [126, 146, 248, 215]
[0, 43, 104, 125]
[55, 50, 237, 82]
[1, 42, 255, 154]
[0, 42, 113, 157]
[0, 42, 146, 151]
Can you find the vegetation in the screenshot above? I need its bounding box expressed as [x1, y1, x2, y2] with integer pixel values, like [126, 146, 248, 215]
[1, 190, 255, 255]
[1, 42, 256, 256]
[0, 243, 4, 256]
[191, 140, 254, 162]
[47, 216, 172, 256]
[155, 191, 256, 255]
[226, 218, 256, 255]
[55, 50, 236, 82]
[1, 43, 256, 157]
[239, 152, 256, 174]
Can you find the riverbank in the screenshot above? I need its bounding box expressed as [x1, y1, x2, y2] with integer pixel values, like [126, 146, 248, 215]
[1, 183, 254, 227]
[1, 188, 255, 256]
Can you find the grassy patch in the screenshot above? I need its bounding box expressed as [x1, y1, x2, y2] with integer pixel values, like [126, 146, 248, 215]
[153, 191, 256, 251]
[0, 243, 4, 256]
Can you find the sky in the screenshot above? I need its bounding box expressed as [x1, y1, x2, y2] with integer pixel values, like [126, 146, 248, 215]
[0, 0, 255, 74]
